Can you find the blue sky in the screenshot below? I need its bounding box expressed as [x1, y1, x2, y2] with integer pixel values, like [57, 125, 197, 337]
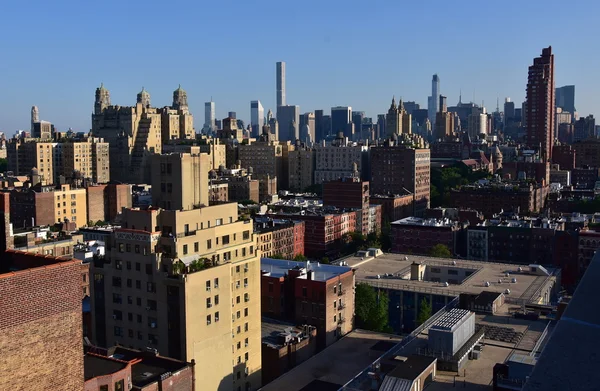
[0, 0, 598, 132]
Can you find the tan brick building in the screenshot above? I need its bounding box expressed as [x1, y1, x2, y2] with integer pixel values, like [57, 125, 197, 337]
[62, 138, 110, 184]
[151, 152, 210, 210]
[90, 203, 263, 390]
[288, 146, 315, 192]
[0, 251, 84, 390]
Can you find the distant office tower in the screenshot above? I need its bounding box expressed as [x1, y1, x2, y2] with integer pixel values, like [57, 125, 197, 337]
[251, 100, 264, 138]
[428, 74, 440, 126]
[331, 106, 352, 139]
[276, 61, 286, 107]
[556, 85, 576, 115]
[386, 97, 401, 136]
[504, 98, 515, 126]
[268, 116, 279, 141]
[204, 101, 216, 132]
[403, 101, 420, 115]
[277, 105, 299, 141]
[314, 109, 324, 142]
[468, 107, 488, 139]
[525, 46, 555, 161]
[352, 111, 365, 139]
[299, 112, 315, 143]
[439, 95, 447, 113]
[574, 115, 596, 142]
[31, 106, 39, 132]
[434, 103, 455, 141]
[228, 111, 236, 119]
[322, 115, 332, 138]
[377, 114, 386, 139]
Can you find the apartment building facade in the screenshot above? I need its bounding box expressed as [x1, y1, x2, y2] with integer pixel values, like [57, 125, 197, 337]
[90, 203, 262, 391]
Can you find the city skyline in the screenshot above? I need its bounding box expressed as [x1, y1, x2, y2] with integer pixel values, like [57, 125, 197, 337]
[1, 1, 598, 132]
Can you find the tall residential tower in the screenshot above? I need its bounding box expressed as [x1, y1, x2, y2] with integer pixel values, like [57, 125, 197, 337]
[276, 62, 286, 107]
[204, 100, 216, 133]
[525, 46, 555, 161]
[251, 100, 264, 138]
[428, 74, 440, 126]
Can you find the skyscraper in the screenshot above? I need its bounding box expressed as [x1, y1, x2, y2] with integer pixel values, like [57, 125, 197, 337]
[555, 85, 576, 115]
[31, 105, 39, 132]
[250, 100, 264, 137]
[504, 98, 515, 126]
[331, 106, 352, 139]
[204, 100, 216, 133]
[299, 112, 315, 143]
[525, 46, 555, 161]
[276, 61, 286, 107]
[352, 111, 365, 139]
[136, 87, 151, 107]
[314, 109, 324, 143]
[276, 105, 299, 141]
[428, 74, 440, 126]
[228, 111, 237, 119]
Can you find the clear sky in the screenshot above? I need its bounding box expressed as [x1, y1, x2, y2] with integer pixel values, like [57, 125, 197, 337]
[0, 0, 598, 133]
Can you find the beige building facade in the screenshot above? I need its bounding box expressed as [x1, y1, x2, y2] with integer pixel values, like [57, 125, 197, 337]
[151, 152, 209, 210]
[53, 184, 88, 228]
[90, 203, 262, 391]
[62, 138, 110, 184]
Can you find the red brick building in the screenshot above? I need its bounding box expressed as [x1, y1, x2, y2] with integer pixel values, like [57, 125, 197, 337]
[270, 210, 357, 258]
[260, 258, 355, 348]
[87, 183, 132, 223]
[450, 182, 549, 218]
[255, 218, 305, 259]
[502, 161, 550, 184]
[370, 144, 430, 216]
[84, 346, 195, 391]
[9, 185, 55, 228]
[391, 217, 463, 255]
[370, 194, 415, 224]
[0, 250, 84, 390]
[552, 144, 576, 170]
[323, 177, 370, 235]
[0, 192, 13, 253]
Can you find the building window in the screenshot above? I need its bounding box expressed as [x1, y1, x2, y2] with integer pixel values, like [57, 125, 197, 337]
[126, 279, 132, 288]
[146, 264, 152, 275]
[135, 262, 141, 271]
[223, 235, 230, 245]
[207, 239, 212, 249]
[147, 299, 157, 311]
[126, 261, 131, 270]
[135, 244, 140, 254]
[207, 315, 212, 325]
[237, 341, 241, 350]
[215, 311, 220, 322]
[214, 278, 219, 288]
[136, 280, 141, 290]
[448, 269, 458, 275]
[244, 308, 248, 317]
[244, 293, 249, 302]
[207, 297, 212, 308]
[215, 295, 219, 305]
[194, 242, 199, 252]
[136, 297, 142, 306]
[302, 287, 307, 297]
[114, 326, 123, 337]
[430, 267, 441, 273]
[206, 280, 211, 291]
[138, 331, 143, 340]
[245, 322, 249, 332]
[112, 277, 121, 288]
[115, 260, 122, 270]
[112, 293, 122, 304]
[237, 311, 241, 319]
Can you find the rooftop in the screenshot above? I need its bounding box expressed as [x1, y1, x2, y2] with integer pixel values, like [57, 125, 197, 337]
[385, 355, 437, 381]
[84, 354, 128, 381]
[346, 253, 558, 303]
[261, 317, 312, 349]
[430, 308, 471, 331]
[260, 329, 402, 391]
[261, 258, 352, 282]
[392, 217, 459, 228]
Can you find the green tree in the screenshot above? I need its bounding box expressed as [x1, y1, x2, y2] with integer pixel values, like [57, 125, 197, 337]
[416, 297, 433, 326]
[355, 283, 391, 332]
[270, 254, 284, 259]
[293, 254, 307, 262]
[430, 244, 452, 258]
[320, 257, 330, 264]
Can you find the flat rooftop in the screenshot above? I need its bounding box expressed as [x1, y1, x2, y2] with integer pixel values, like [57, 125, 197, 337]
[346, 253, 557, 303]
[260, 329, 401, 391]
[84, 354, 127, 381]
[392, 217, 458, 227]
[262, 317, 306, 349]
[261, 258, 352, 282]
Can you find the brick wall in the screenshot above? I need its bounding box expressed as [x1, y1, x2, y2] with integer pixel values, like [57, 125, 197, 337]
[87, 185, 107, 223]
[0, 255, 84, 390]
[154, 366, 195, 391]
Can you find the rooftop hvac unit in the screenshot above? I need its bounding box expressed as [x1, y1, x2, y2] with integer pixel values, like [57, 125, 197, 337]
[505, 289, 511, 294]
[512, 278, 517, 283]
[505, 272, 510, 277]
[498, 279, 503, 284]
[444, 282, 449, 287]
[484, 281, 490, 287]
[518, 267, 523, 272]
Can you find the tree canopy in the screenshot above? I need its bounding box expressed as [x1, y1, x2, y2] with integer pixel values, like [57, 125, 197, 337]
[430, 244, 452, 258]
[416, 297, 433, 326]
[355, 283, 391, 332]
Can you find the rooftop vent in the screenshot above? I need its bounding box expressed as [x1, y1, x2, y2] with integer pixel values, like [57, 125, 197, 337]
[505, 289, 511, 294]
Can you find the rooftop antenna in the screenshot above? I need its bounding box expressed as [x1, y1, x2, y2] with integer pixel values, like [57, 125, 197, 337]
[496, 97, 499, 113]
[459, 89, 462, 104]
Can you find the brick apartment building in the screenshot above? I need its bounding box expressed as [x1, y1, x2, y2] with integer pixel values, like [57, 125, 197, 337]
[260, 258, 355, 348]
[269, 210, 357, 258]
[450, 182, 548, 218]
[552, 144, 576, 170]
[391, 217, 464, 255]
[86, 183, 132, 223]
[0, 250, 84, 390]
[370, 193, 415, 224]
[323, 177, 381, 236]
[573, 138, 600, 168]
[84, 345, 195, 391]
[254, 218, 305, 259]
[370, 144, 430, 216]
